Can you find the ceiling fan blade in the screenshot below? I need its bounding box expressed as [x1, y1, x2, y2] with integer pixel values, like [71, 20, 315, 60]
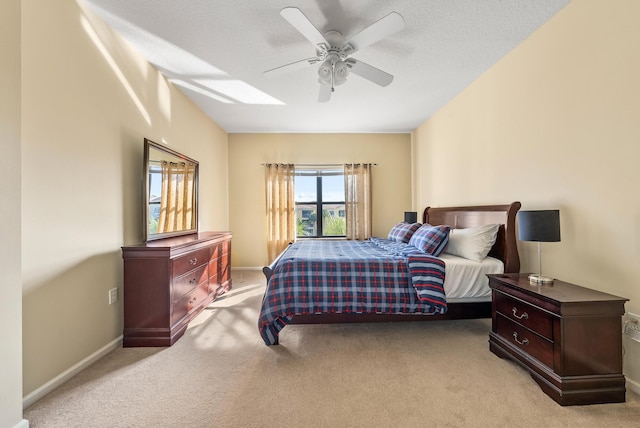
[280, 7, 328, 48]
[344, 12, 405, 53]
[264, 57, 319, 78]
[347, 59, 394, 87]
[318, 84, 332, 103]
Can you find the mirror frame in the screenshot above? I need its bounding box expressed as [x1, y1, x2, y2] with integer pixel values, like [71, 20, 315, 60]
[143, 138, 199, 241]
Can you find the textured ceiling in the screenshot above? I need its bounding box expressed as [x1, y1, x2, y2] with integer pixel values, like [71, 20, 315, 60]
[84, 0, 569, 133]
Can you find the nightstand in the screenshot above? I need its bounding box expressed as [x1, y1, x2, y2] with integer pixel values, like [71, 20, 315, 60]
[487, 273, 628, 406]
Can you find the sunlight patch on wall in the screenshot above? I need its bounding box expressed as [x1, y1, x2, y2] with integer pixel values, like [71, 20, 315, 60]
[83, 1, 227, 78]
[80, 15, 151, 125]
[170, 79, 233, 104]
[77, 1, 151, 80]
[157, 73, 171, 122]
[194, 79, 284, 105]
[83, 0, 284, 106]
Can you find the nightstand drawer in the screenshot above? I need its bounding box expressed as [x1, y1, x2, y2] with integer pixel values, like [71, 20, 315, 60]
[496, 313, 553, 368]
[494, 291, 553, 340]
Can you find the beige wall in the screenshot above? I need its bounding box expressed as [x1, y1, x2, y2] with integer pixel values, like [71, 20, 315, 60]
[14, 0, 639, 411]
[1, 0, 26, 425]
[228, 133, 412, 267]
[412, 0, 640, 388]
[21, 0, 228, 397]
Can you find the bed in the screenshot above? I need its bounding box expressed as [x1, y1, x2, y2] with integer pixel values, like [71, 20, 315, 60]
[259, 202, 521, 345]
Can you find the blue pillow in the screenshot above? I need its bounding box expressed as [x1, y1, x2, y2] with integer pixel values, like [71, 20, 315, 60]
[408, 225, 451, 256]
[387, 222, 421, 243]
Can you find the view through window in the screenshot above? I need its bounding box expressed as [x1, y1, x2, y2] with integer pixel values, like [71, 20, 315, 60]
[295, 168, 345, 238]
[147, 164, 162, 234]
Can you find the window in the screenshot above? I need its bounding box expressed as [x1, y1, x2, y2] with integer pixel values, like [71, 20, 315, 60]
[295, 168, 345, 238]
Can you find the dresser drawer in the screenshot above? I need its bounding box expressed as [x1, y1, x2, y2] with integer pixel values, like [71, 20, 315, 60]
[172, 247, 210, 277]
[494, 291, 553, 340]
[220, 251, 229, 274]
[171, 282, 210, 325]
[208, 270, 219, 293]
[220, 262, 230, 283]
[172, 264, 208, 300]
[211, 243, 221, 260]
[208, 256, 219, 275]
[496, 313, 553, 368]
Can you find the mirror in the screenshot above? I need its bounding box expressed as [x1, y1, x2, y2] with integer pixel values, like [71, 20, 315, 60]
[144, 138, 199, 241]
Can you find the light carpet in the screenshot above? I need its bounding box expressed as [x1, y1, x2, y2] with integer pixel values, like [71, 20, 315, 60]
[24, 270, 640, 427]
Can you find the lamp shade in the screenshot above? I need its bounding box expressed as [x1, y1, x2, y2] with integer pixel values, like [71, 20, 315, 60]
[317, 60, 332, 84]
[518, 210, 561, 242]
[404, 211, 418, 224]
[333, 60, 350, 85]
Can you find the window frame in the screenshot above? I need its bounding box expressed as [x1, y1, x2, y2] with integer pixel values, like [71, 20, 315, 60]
[295, 168, 345, 239]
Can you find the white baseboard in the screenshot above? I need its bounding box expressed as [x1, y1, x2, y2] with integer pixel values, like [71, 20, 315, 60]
[23, 335, 123, 409]
[627, 376, 640, 396]
[11, 419, 29, 428]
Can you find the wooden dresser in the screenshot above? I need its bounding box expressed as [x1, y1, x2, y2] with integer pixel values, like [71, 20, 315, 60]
[121, 232, 232, 347]
[487, 273, 627, 405]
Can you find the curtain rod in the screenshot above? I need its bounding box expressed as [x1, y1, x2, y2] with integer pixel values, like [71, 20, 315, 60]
[260, 163, 377, 166]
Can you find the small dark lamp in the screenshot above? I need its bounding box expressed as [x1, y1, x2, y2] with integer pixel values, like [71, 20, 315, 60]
[518, 210, 561, 284]
[404, 211, 418, 224]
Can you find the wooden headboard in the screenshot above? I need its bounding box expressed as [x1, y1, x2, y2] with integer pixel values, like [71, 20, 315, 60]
[423, 202, 521, 273]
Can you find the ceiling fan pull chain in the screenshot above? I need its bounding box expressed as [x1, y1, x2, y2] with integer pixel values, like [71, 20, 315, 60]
[331, 62, 335, 92]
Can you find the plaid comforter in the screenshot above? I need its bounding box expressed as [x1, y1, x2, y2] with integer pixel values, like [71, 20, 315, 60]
[258, 238, 447, 345]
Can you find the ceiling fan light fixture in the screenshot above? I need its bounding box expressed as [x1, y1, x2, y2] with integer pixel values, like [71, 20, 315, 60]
[317, 59, 332, 84]
[333, 60, 349, 85]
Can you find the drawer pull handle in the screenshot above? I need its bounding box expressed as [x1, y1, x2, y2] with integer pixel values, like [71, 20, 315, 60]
[513, 332, 529, 346]
[189, 278, 197, 284]
[189, 258, 198, 265]
[512, 307, 529, 320]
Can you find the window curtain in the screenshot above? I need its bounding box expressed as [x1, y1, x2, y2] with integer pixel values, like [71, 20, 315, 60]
[264, 163, 296, 263]
[158, 161, 196, 233]
[344, 163, 372, 240]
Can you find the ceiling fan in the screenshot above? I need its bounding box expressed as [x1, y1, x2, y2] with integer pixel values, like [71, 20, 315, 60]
[264, 7, 405, 102]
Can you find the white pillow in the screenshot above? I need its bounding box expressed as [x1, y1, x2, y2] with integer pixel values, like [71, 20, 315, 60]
[444, 224, 500, 262]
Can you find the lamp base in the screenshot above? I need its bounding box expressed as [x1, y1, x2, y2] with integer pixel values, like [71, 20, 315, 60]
[528, 274, 555, 285]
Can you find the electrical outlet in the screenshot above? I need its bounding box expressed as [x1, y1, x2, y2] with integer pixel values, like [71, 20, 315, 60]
[623, 312, 640, 343]
[108, 288, 119, 305]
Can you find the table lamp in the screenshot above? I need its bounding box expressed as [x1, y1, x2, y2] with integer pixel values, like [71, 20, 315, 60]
[518, 210, 560, 284]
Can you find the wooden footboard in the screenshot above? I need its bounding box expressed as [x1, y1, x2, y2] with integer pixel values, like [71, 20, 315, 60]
[262, 242, 292, 281]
